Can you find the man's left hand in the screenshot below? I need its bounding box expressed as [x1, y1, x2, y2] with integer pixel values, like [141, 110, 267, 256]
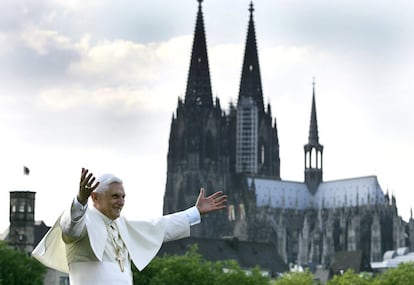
[195, 188, 227, 215]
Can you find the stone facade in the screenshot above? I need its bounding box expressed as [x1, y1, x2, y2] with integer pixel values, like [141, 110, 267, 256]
[3, 191, 69, 285]
[7, 191, 37, 252]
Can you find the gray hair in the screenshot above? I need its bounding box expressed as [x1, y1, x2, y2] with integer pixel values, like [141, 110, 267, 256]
[93, 173, 123, 193]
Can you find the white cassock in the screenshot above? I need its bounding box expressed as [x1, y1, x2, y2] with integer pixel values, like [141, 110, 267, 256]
[32, 198, 200, 285]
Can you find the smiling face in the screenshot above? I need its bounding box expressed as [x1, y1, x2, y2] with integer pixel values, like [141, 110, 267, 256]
[91, 182, 125, 220]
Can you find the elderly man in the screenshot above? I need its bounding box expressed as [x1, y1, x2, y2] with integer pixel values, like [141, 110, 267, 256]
[32, 168, 227, 285]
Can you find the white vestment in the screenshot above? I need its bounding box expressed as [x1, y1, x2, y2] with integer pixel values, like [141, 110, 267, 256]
[32, 200, 200, 285]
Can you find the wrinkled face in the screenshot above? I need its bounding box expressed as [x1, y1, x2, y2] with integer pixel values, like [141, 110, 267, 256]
[92, 182, 125, 220]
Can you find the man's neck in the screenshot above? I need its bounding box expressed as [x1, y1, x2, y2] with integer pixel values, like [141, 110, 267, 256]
[91, 206, 114, 224]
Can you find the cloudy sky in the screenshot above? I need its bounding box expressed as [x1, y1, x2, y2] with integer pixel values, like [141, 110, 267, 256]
[0, 0, 413, 233]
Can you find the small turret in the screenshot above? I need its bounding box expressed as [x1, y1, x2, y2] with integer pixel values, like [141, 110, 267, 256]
[304, 79, 324, 194]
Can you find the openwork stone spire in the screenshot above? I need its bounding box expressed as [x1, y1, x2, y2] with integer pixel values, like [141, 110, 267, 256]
[184, 0, 213, 109]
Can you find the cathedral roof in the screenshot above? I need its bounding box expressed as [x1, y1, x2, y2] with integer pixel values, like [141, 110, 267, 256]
[248, 178, 311, 209]
[248, 175, 386, 210]
[330, 251, 364, 274]
[314, 176, 386, 208]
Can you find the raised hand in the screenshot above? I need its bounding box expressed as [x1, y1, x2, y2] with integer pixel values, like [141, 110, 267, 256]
[195, 188, 227, 215]
[77, 168, 100, 205]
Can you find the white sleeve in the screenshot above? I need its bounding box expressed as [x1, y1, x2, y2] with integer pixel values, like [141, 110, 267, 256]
[184, 206, 201, 226]
[162, 206, 201, 242]
[59, 197, 88, 241]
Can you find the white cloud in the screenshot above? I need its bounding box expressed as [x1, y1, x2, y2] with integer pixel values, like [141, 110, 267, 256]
[21, 24, 72, 55]
[36, 85, 174, 113]
[67, 35, 191, 87]
[51, 0, 101, 11]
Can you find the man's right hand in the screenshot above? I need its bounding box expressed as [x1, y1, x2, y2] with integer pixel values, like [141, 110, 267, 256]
[77, 168, 100, 205]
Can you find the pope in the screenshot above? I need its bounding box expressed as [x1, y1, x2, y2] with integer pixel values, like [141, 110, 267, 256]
[32, 168, 227, 285]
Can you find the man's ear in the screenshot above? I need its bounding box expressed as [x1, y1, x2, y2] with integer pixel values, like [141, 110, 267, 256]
[90, 192, 98, 202]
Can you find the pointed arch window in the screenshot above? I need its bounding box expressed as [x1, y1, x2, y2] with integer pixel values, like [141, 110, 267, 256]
[228, 205, 236, 221]
[306, 151, 311, 168]
[261, 144, 265, 164]
[239, 204, 245, 220]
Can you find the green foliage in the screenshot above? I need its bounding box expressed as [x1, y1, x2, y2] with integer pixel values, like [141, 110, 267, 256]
[133, 245, 270, 285]
[216, 260, 269, 285]
[0, 240, 46, 285]
[273, 269, 315, 285]
[134, 246, 215, 285]
[327, 263, 414, 285]
[132, 244, 414, 285]
[327, 269, 372, 285]
[371, 262, 414, 285]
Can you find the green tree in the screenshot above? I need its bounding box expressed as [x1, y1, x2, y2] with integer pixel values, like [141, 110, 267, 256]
[327, 269, 372, 285]
[134, 247, 216, 285]
[0, 240, 46, 285]
[216, 260, 269, 285]
[372, 262, 414, 285]
[273, 270, 315, 285]
[133, 245, 270, 285]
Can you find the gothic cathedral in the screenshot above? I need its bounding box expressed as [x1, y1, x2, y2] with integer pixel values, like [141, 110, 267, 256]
[163, 0, 412, 269]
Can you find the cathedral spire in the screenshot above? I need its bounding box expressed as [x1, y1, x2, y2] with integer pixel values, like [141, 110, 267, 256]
[304, 78, 324, 194]
[237, 1, 264, 114]
[184, 0, 213, 109]
[308, 78, 320, 145]
[235, 2, 280, 177]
